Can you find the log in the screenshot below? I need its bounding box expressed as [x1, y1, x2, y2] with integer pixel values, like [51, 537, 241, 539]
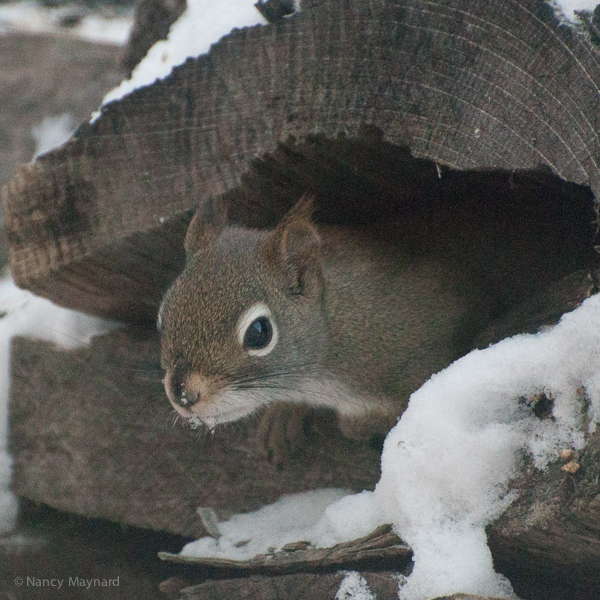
[8, 326, 382, 538]
[158, 525, 411, 574]
[0, 32, 125, 266]
[5, 0, 600, 320]
[175, 572, 401, 600]
[169, 570, 553, 600]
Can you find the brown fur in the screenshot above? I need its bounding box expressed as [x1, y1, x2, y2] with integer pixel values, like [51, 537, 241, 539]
[159, 186, 595, 442]
[160, 196, 481, 439]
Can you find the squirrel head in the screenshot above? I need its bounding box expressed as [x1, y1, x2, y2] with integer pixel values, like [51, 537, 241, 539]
[158, 196, 327, 425]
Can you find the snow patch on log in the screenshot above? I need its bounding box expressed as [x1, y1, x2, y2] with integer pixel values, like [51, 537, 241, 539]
[330, 293, 600, 599]
[551, 0, 599, 23]
[93, 0, 268, 119]
[31, 113, 76, 158]
[336, 571, 375, 600]
[180, 488, 350, 559]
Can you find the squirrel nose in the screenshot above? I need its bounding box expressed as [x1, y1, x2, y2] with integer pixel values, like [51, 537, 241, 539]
[177, 390, 201, 408]
[165, 366, 201, 409]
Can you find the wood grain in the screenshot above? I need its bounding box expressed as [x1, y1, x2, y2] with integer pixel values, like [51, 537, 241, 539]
[5, 0, 600, 320]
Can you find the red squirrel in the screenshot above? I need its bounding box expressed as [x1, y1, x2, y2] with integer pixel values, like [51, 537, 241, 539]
[158, 196, 488, 440]
[158, 183, 596, 454]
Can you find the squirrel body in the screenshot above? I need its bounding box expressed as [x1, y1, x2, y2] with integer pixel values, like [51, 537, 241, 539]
[158, 198, 481, 434]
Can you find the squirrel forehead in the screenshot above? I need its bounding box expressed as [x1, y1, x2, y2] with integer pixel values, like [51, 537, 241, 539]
[159, 229, 285, 340]
[159, 266, 261, 368]
[165, 254, 269, 320]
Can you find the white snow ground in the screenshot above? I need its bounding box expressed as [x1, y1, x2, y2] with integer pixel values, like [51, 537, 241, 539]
[336, 571, 376, 600]
[181, 489, 350, 560]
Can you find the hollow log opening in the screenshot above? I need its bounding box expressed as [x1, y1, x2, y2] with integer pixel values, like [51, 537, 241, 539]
[215, 128, 600, 344]
[4, 127, 598, 324]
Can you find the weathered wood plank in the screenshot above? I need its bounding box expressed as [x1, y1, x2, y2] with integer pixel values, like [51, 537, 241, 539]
[0, 32, 125, 267]
[176, 571, 400, 600]
[158, 525, 411, 575]
[172, 571, 541, 600]
[5, 0, 600, 320]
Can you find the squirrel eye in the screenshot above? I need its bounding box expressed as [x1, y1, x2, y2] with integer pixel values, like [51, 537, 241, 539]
[237, 303, 278, 357]
[243, 317, 273, 350]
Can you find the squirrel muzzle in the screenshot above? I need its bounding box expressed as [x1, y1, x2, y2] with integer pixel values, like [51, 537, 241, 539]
[163, 368, 224, 417]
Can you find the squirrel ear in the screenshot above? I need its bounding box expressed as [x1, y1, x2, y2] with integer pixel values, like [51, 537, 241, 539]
[262, 195, 323, 297]
[184, 198, 227, 256]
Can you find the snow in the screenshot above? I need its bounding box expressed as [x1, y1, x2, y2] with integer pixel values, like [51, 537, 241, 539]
[179, 293, 600, 600]
[0, 1, 132, 45]
[92, 0, 269, 120]
[31, 113, 77, 158]
[180, 488, 349, 560]
[552, 0, 599, 23]
[336, 572, 375, 600]
[67, 13, 133, 45]
[330, 293, 600, 599]
[0, 275, 118, 533]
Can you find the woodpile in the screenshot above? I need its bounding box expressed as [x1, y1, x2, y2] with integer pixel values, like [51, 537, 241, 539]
[4, 1, 600, 598]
